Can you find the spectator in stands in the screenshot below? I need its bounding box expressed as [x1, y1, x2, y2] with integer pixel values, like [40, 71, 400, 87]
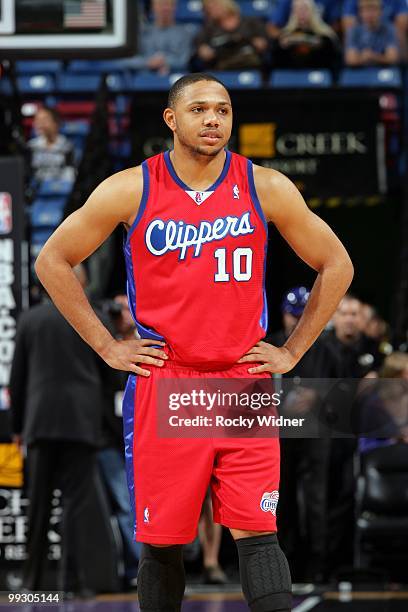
[27, 106, 76, 183]
[274, 0, 340, 68]
[358, 352, 408, 453]
[267, 0, 342, 40]
[98, 295, 141, 591]
[323, 293, 384, 377]
[360, 301, 392, 351]
[344, 0, 400, 66]
[132, 0, 197, 73]
[342, 0, 407, 60]
[192, 0, 269, 71]
[321, 293, 384, 574]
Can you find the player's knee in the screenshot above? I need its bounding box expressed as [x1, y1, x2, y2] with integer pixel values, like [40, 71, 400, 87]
[236, 533, 292, 612]
[137, 543, 185, 611]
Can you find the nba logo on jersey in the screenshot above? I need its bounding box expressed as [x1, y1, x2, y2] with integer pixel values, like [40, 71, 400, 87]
[260, 491, 279, 515]
[144, 507, 150, 523]
[0, 193, 12, 234]
[233, 184, 240, 199]
[195, 192, 203, 204]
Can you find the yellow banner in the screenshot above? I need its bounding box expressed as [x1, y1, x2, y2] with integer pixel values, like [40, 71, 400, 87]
[0, 443, 23, 488]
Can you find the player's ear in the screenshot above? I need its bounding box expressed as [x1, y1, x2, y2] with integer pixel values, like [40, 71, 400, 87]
[163, 107, 176, 132]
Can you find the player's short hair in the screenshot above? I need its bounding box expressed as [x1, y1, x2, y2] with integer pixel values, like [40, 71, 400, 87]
[167, 73, 228, 109]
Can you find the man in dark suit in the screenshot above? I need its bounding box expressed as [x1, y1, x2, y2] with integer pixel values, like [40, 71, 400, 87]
[10, 265, 108, 594]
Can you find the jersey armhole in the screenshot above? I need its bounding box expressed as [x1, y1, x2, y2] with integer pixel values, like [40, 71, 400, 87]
[247, 159, 268, 234]
[125, 160, 150, 244]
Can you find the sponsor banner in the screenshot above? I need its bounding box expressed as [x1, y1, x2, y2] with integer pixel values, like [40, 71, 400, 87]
[236, 91, 383, 201]
[0, 488, 62, 567]
[0, 158, 27, 441]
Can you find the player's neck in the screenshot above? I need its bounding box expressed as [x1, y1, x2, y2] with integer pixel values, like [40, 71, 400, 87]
[169, 146, 226, 192]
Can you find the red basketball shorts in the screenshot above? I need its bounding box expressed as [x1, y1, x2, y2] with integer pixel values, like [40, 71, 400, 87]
[122, 361, 280, 545]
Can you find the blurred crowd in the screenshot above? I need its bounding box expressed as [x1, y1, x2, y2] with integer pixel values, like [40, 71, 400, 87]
[135, 0, 407, 75]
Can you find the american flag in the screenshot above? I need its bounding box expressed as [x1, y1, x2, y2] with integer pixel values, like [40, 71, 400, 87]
[64, 0, 106, 29]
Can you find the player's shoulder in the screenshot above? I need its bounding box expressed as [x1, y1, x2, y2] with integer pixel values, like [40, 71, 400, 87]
[83, 165, 144, 225]
[251, 163, 307, 222]
[99, 165, 143, 193]
[252, 163, 295, 195]
[89, 165, 144, 206]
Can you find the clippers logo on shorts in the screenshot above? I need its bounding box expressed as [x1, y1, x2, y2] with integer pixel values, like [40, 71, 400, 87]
[260, 491, 279, 516]
[0, 193, 12, 234]
[145, 211, 254, 261]
[144, 507, 150, 523]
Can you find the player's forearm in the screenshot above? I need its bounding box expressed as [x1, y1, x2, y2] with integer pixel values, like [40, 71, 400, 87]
[283, 254, 354, 361]
[35, 251, 115, 358]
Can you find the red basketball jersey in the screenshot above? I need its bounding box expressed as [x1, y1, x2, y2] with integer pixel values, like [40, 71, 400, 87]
[124, 150, 268, 370]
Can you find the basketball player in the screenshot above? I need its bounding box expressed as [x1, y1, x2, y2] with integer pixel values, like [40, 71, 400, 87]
[35, 74, 353, 612]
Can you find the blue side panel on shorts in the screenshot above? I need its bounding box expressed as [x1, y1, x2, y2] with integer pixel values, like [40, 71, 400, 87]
[122, 373, 137, 538]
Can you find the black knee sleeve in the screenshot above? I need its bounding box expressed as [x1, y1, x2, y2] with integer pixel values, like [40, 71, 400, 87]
[236, 534, 292, 612]
[137, 544, 185, 612]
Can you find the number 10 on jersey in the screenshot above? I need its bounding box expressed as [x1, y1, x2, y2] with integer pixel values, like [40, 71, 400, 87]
[214, 248, 253, 282]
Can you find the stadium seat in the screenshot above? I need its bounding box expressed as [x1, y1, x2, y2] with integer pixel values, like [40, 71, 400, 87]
[37, 180, 73, 197]
[269, 69, 332, 88]
[61, 120, 90, 137]
[339, 67, 402, 88]
[211, 71, 262, 88]
[109, 140, 132, 158]
[67, 59, 131, 74]
[17, 75, 55, 94]
[355, 444, 408, 570]
[240, 0, 272, 19]
[15, 60, 62, 74]
[56, 73, 102, 93]
[176, 0, 203, 22]
[56, 101, 96, 117]
[30, 198, 67, 228]
[30, 228, 54, 256]
[60, 121, 89, 153]
[130, 71, 186, 91]
[106, 73, 130, 92]
[0, 78, 12, 95]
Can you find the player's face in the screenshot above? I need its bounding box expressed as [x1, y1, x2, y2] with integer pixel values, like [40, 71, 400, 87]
[165, 81, 232, 157]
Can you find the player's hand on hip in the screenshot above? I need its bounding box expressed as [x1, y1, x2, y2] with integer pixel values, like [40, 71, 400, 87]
[100, 338, 167, 376]
[238, 341, 297, 374]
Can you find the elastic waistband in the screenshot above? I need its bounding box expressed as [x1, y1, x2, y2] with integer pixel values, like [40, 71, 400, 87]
[158, 360, 266, 376]
[162, 361, 237, 374]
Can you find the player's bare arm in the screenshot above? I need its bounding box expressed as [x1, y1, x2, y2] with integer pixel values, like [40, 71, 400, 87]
[35, 166, 167, 376]
[239, 165, 354, 374]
